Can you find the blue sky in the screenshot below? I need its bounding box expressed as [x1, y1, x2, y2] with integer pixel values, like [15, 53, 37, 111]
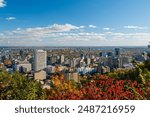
[0, 0, 150, 46]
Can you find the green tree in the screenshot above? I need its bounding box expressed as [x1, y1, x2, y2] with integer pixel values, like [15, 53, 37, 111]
[0, 71, 46, 100]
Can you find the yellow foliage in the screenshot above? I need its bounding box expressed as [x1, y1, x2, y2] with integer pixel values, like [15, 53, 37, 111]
[51, 75, 78, 95]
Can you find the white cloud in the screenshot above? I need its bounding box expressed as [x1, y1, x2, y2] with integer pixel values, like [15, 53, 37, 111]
[0, 0, 6, 8]
[49, 24, 81, 31]
[0, 24, 150, 46]
[103, 27, 110, 31]
[79, 26, 85, 28]
[24, 24, 82, 34]
[89, 25, 97, 28]
[6, 17, 16, 21]
[16, 28, 21, 31]
[124, 25, 148, 30]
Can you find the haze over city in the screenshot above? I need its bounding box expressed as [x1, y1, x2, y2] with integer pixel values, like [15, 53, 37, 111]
[0, 0, 150, 46]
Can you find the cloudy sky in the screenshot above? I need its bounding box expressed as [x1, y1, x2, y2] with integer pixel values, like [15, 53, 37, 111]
[0, 0, 150, 46]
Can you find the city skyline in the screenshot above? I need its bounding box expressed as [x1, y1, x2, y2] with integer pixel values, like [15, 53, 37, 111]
[0, 0, 150, 46]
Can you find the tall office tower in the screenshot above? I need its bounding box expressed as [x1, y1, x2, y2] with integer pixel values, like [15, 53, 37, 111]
[34, 50, 47, 71]
[70, 59, 76, 68]
[0, 52, 1, 62]
[2, 48, 6, 57]
[80, 54, 84, 59]
[147, 42, 150, 59]
[20, 50, 25, 60]
[99, 52, 107, 57]
[148, 42, 150, 49]
[9, 49, 14, 60]
[50, 56, 57, 65]
[85, 58, 91, 66]
[114, 48, 121, 57]
[143, 52, 148, 60]
[108, 57, 120, 69]
[1, 48, 6, 62]
[60, 55, 65, 64]
[107, 52, 113, 57]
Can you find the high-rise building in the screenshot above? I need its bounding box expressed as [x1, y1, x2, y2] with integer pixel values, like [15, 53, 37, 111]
[1, 48, 6, 62]
[148, 42, 150, 49]
[143, 52, 148, 61]
[85, 58, 91, 66]
[50, 56, 57, 65]
[114, 48, 121, 57]
[1, 48, 6, 57]
[60, 55, 65, 64]
[80, 54, 84, 59]
[34, 50, 47, 71]
[10, 50, 14, 60]
[107, 52, 113, 57]
[146, 42, 150, 60]
[20, 50, 25, 60]
[99, 52, 108, 57]
[70, 59, 76, 67]
[108, 57, 120, 69]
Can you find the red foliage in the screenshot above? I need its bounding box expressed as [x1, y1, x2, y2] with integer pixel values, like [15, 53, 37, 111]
[47, 75, 149, 100]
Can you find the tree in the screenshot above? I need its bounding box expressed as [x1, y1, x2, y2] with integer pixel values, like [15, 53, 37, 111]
[0, 71, 46, 100]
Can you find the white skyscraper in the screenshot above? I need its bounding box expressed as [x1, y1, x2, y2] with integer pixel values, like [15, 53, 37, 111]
[34, 50, 47, 71]
[60, 55, 65, 64]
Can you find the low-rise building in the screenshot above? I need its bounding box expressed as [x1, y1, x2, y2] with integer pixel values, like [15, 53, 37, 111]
[34, 70, 46, 81]
[64, 72, 80, 83]
[15, 63, 32, 73]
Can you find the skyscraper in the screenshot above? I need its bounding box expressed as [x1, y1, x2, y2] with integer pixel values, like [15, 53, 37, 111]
[85, 58, 91, 66]
[34, 50, 47, 71]
[20, 50, 25, 60]
[1, 48, 6, 62]
[143, 52, 148, 60]
[70, 59, 76, 68]
[50, 56, 57, 65]
[60, 55, 65, 64]
[80, 54, 84, 59]
[114, 48, 121, 57]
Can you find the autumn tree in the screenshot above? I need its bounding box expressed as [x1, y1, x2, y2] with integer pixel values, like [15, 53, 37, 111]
[0, 71, 46, 100]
